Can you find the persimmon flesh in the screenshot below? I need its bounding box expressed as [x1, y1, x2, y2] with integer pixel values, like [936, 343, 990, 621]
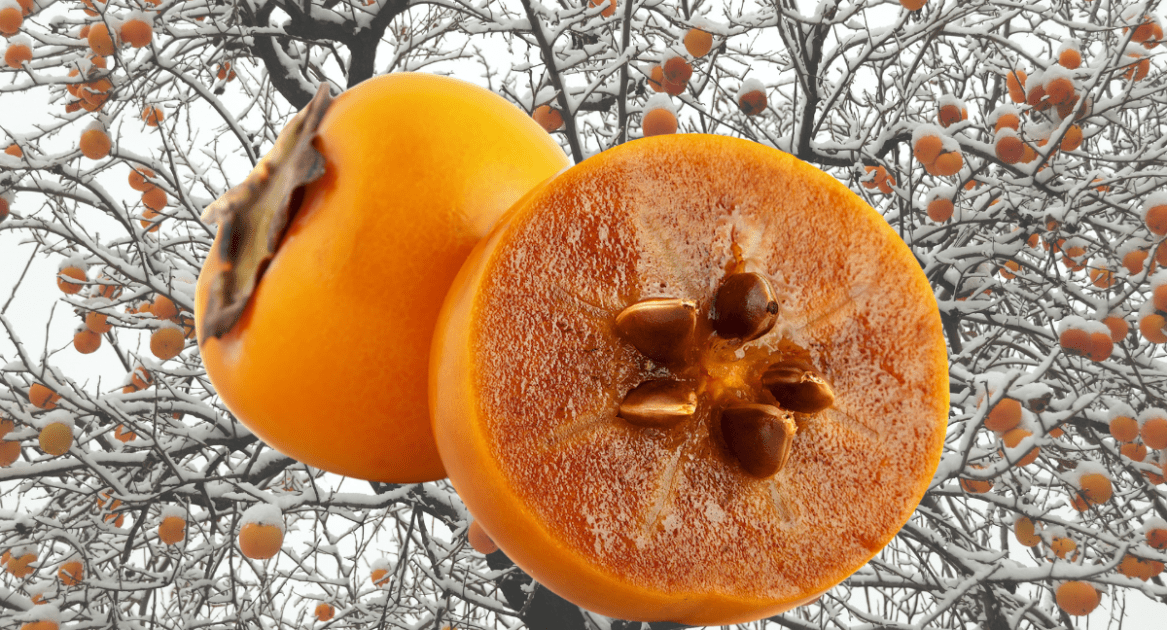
[431, 134, 949, 624]
[196, 73, 569, 483]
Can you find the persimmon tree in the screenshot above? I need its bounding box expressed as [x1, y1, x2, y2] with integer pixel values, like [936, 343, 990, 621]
[1, 0, 1166, 629]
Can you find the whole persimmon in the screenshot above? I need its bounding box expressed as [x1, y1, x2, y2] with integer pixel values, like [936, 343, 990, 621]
[195, 73, 569, 483]
[430, 134, 948, 624]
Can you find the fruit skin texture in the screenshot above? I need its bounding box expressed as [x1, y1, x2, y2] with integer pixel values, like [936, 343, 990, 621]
[430, 134, 949, 624]
[196, 73, 570, 483]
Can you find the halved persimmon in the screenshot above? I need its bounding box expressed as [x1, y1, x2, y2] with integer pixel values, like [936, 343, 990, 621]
[196, 73, 570, 483]
[430, 134, 949, 624]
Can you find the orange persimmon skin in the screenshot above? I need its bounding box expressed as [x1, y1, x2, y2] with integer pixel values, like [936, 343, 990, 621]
[196, 73, 570, 483]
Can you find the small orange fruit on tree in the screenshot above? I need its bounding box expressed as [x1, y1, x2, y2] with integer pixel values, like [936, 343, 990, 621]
[737, 78, 767, 116]
[589, 0, 616, 17]
[0, 4, 23, 36]
[958, 464, 994, 494]
[370, 558, 391, 586]
[683, 27, 713, 58]
[4, 35, 32, 69]
[128, 166, 156, 191]
[1140, 408, 1167, 449]
[314, 603, 335, 621]
[1001, 427, 1039, 467]
[1110, 409, 1139, 442]
[1144, 193, 1167, 235]
[238, 504, 283, 560]
[87, 23, 115, 57]
[924, 186, 955, 223]
[1058, 42, 1082, 69]
[29, 383, 60, 410]
[913, 124, 944, 165]
[57, 558, 83, 586]
[994, 129, 1024, 165]
[1075, 464, 1112, 505]
[1014, 516, 1041, 547]
[641, 95, 677, 137]
[899, 0, 926, 10]
[985, 397, 1022, 433]
[531, 104, 563, 132]
[936, 96, 967, 128]
[119, 15, 152, 48]
[1005, 69, 1027, 103]
[158, 506, 186, 545]
[1146, 517, 1167, 549]
[150, 324, 185, 360]
[79, 123, 111, 160]
[1056, 581, 1100, 615]
[5, 546, 37, 578]
[57, 260, 88, 294]
[195, 73, 570, 483]
[430, 134, 948, 624]
[73, 326, 101, 354]
[0, 418, 20, 467]
[141, 105, 164, 127]
[38, 416, 74, 456]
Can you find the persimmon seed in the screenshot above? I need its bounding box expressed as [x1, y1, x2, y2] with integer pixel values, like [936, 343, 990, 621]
[711, 272, 778, 341]
[762, 360, 835, 414]
[617, 380, 696, 428]
[614, 298, 696, 363]
[720, 404, 796, 478]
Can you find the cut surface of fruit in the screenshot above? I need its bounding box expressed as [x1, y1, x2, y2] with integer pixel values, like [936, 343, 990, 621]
[431, 134, 949, 624]
[196, 73, 570, 483]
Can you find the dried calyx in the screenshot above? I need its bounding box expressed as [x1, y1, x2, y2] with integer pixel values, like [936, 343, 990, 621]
[614, 271, 836, 478]
[198, 84, 334, 339]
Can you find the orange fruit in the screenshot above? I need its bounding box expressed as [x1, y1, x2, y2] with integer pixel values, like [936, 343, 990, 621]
[1123, 249, 1149, 274]
[959, 464, 993, 493]
[29, 383, 60, 410]
[1117, 554, 1162, 580]
[1058, 328, 1090, 355]
[683, 28, 713, 58]
[1084, 331, 1112, 362]
[4, 41, 31, 69]
[994, 113, 1020, 133]
[0, 7, 23, 36]
[1044, 77, 1074, 105]
[314, 603, 335, 621]
[1147, 524, 1167, 549]
[1141, 414, 1167, 449]
[932, 151, 963, 176]
[114, 424, 136, 442]
[1078, 472, 1112, 504]
[370, 567, 390, 586]
[589, 0, 616, 17]
[1110, 415, 1139, 442]
[88, 23, 115, 56]
[142, 187, 167, 211]
[738, 89, 767, 116]
[531, 105, 563, 132]
[1146, 203, 1167, 235]
[216, 61, 236, 81]
[151, 295, 178, 320]
[79, 128, 111, 160]
[1014, 516, 1041, 547]
[1050, 536, 1077, 559]
[1061, 124, 1082, 151]
[0, 419, 19, 467]
[6, 551, 36, 578]
[142, 105, 164, 127]
[238, 522, 282, 560]
[467, 519, 498, 554]
[1140, 313, 1167, 343]
[39, 422, 72, 456]
[995, 133, 1023, 164]
[1006, 70, 1027, 103]
[926, 198, 953, 222]
[3, 143, 21, 157]
[86, 311, 111, 334]
[150, 325, 184, 360]
[57, 266, 87, 294]
[647, 65, 667, 93]
[1121, 442, 1147, 462]
[19, 623, 57, 630]
[131, 366, 152, 390]
[642, 108, 677, 136]
[129, 167, 156, 192]
[57, 559, 83, 586]
[1001, 428, 1038, 466]
[1056, 581, 1099, 615]
[899, 0, 926, 10]
[1059, 49, 1082, 69]
[914, 133, 943, 165]
[73, 327, 101, 354]
[195, 73, 570, 483]
[937, 103, 964, 128]
[661, 56, 692, 86]
[120, 19, 152, 48]
[985, 398, 1021, 433]
[430, 134, 948, 624]
[158, 515, 186, 545]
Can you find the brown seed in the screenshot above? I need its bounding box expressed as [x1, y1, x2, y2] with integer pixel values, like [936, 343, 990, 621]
[614, 298, 697, 363]
[720, 404, 796, 478]
[762, 360, 835, 413]
[617, 380, 697, 428]
[711, 272, 779, 340]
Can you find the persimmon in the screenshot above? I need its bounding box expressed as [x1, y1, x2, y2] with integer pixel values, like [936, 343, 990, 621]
[1058, 327, 1090, 355]
[29, 384, 60, 410]
[0, 419, 19, 467]
[1110, 414, 1139, 442]
[151, 295, 178, 320]
[85, 311, 111, 334]
[1145, 199, 1167, 235]
[1118, 554, 1163, 580]
[937, 101, 966, 128]
[1044, 76, 1074, 105]
[1088, 267, 1114, 289]
[589, 0, 616, 17]
[1005, 70, 1027, 104]
[1078, 471, 1112, 504]
[1147, 521, 1167, 549]
[1061, 124, 1082, 151]
[531, 105, 563, 132]
[642, 107, 677, 137]
[0, 6, 22, 36]
[985, 398, 1021, 433]
[57, 559, 82, 586]
[57, 265, 87, 294]
[683, 27, 713, 58]
[1014, 516, 1041, 547]
[370, 563, 390, 587]
[141, 105, 164, 127]
[1050, 536, 1076, 559]
[737, 79, 767, 116]
[959, 464, 993, 493]
[1001, 428, 1038, 466]
[1056, 581, 1099, 615]
[73, 327, 101, 354]
[150, 325, 184, 360]
[87, 24, 115, 57]
[467, 519, 498, 554]
[994, 113, 1020, 133]
[129, 167, 156, 192]
[195, 73, 570, 483]
[79, 127, 111, 160]
[119, 18, 152, 48]
[4, 40, 31, 69]
[131, 365, 152, 390]
[4, 143, 23, 157]
[1120, 442, 1147, 462]
[0, 194, 9, 223]
[1084, 331, 1112, 361]
[661, 56, 692, 86]
[19, 622, 58, 630]
[238, 522, 282, 560]
[899, 0, 925, 10]
[39, 421, 72, 456]
[926, 198, 953, 222]
[647, 65, 667, 93]
[315, 603, 335, 621]
[142, 186, 167, 212]
[994, 131, 1023, 164]
[1140, 313, 1167, 343]
[114, 424, 136, 442]
[430, 134, 948, 624]
[1059, 49, 1082, 69]
[932, 150, 963, 177]
[1141, 411, 1167, 449]
[913, 127, 943, 165]
[158, 515, 185, 545]
[216, 61, 235, 81]
[6, 550, 36, 578]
